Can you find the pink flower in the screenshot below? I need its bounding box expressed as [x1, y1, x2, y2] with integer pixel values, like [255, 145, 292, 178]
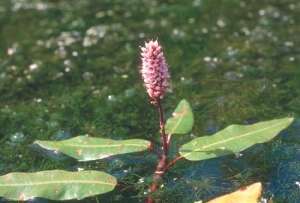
[140, 40, 170, 100]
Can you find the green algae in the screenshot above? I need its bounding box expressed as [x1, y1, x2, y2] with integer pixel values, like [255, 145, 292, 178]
[0, 0, 300, 202]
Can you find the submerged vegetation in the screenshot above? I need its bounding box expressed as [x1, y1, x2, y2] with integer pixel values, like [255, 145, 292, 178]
[0, 0, 300, 202]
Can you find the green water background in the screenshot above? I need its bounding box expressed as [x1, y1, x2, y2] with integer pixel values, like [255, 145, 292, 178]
[0, 0, 300, 202]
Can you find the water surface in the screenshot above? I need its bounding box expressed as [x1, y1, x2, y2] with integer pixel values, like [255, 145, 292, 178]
[0, 0, 300, 202]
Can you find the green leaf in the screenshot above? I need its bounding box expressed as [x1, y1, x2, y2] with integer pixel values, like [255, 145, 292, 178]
[35, 136, 150, 161]
[0, 170, 116, 201]
[179, 118, 294, 161]
[165, 99, 194, 135]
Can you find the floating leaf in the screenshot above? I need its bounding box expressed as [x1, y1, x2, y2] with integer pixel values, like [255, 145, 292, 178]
[180, 118, 294, 161]
[165, 99, 194, 135]
[35, 136, 150, 161]
[207, 182, 262, 203]
[0, 170, 116, 201]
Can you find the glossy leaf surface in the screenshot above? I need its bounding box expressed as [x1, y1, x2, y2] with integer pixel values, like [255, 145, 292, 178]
[180, 118, 294, 161]
[0, 170, 116, 201]
[165, 99, 194, 135]
[207, 182, 262, 203]
[36, 136, 150, 161]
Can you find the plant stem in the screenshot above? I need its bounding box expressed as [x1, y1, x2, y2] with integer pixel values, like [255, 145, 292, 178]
[148, 145, 162, 159]
[153, 98, 168, 177]
[116, 183, 138, 194]
[163, 156, 183, 172]
[156, 99, 168, 157]
[147, 99, 169, 203]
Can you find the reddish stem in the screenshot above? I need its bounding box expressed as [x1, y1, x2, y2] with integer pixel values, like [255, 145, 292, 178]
[116, 183, 138, 194]
[163, 156, 183, 172]
[147, 99, 169, 203]
[156, 99, 168, 156]
[152, 99, 168, 175]
[148, 145, 162, 159]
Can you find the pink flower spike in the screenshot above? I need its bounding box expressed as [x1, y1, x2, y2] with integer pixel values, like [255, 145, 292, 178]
[140, 40, 170, 100]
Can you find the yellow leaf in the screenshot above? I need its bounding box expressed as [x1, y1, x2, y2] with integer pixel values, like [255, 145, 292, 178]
[207, 182, 262, 203]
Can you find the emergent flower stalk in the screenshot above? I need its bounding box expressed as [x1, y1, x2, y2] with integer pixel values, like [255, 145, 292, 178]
[140, 40, 170, 203]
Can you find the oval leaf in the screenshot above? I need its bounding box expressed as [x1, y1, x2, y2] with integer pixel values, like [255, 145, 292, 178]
[180, 118, 294, 161]
[165, 99, 194, 135]
[207, 182, 262, 203]
[35, 136, 150, 161]
[0, 170, 116, 201]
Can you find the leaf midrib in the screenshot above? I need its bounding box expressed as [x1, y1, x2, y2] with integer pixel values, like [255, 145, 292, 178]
[169, 101, 187, 133]
[39, 143, 148, 148]
[0, 179, 115, 187]
[182, 119, 290, 158]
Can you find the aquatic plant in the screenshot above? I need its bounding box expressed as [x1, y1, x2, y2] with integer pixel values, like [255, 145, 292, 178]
[0, 40, 294, 203]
